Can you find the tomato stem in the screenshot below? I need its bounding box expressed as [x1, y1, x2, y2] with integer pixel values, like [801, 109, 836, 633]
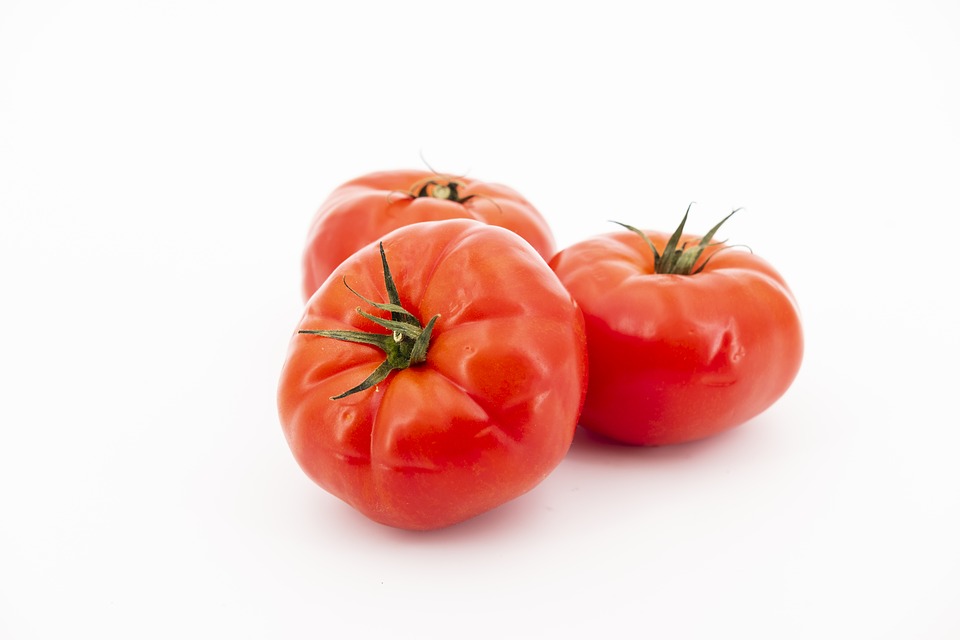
[612, 205, 741, 275]
[299, 243, 439, 399]
[410, 177, 476, 204]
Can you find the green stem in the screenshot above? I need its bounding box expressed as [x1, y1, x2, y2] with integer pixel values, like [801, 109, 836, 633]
[612, 206, 741, 275]
[299, 243, 440, 399]
[412, 178, 475, 204]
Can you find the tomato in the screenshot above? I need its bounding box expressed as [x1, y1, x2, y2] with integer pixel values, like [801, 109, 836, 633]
[549, 210, 803, 446]
[300, 170, 556, 300]
[278, 219, 587, 530]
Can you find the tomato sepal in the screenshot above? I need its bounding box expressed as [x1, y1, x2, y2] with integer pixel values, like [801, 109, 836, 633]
[299, 242, 439, 400]
[611, 205, 741, 275]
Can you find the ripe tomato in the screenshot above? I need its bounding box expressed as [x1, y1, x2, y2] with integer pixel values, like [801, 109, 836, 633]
[300, 170, 556, 300]
[278, 219, 587, 530]
[549, 210, 803, 446]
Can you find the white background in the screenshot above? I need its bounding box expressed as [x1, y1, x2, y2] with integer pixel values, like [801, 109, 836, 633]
[2, 1, 958, 638]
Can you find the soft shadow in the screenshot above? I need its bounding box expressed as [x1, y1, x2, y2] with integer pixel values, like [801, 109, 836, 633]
[566, 422, 760, 466]
[375, 497, 539, 546]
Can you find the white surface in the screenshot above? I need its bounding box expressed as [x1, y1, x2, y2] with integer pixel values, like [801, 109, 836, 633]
[2, 1, 958, 638]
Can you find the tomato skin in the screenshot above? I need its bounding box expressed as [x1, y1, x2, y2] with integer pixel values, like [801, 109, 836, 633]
[279, 219, 587, 530]
[549, 230, 803, 446]
[301, 170, 556, 300]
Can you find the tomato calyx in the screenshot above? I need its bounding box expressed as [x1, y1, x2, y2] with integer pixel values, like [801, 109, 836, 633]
[411, 177, 476, 204]
[299, 243, 440, 400]
[612, 205, 741, 275]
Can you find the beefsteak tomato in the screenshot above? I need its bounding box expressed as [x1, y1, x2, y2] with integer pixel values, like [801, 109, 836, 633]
[549, 209, 803, 446]
[300, 170, 556, 300]
[278, 219, 587, 530]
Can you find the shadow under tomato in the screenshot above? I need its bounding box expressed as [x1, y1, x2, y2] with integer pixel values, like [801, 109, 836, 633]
[377, 497, 541, 545]
[566, 421, 761, 467]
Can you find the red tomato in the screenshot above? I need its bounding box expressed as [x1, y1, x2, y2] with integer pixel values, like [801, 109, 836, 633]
[549, 212, 803, 446]
[278, 219, 587, 530]
[300, 170, 556, 300]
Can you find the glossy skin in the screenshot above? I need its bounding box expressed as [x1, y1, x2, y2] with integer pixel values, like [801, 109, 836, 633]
[550, 230, 803, 446]
[279, 219, 587, 530]
[301, 170, 556, 300]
